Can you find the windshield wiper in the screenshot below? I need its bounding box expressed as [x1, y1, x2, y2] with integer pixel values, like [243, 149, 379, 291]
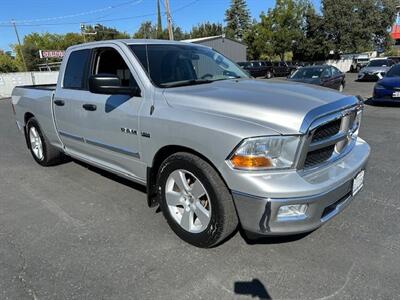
[160, 79, 214, 88]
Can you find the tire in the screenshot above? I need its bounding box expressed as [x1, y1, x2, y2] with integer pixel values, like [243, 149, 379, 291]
[157, 152, 238, 248]
[266, 71, 273, 79]
[26, 117, 65, 166]
[339, 83, 344, 92]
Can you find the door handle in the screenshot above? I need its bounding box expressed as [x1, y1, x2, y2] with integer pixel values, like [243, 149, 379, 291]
[54, 100, 65, 106]
[82, 104, 97, 111]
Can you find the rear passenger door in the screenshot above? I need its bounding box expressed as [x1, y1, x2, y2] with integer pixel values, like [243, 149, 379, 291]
[54, 48, 92, 156]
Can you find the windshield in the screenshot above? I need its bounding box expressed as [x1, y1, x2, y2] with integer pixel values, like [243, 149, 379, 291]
[290, 67, 324, 79]
[129, 44, 249, 88]
[386, 65, 400, 77]
[367, 60, 389, 67]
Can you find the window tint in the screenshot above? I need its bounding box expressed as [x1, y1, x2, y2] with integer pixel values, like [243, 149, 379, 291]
[93, 47, 138, 88]
[322, 67, 332, 77]
[332, 66, 341, 75]
[129, 44, 248, 87]
[63, 49, 91, 89]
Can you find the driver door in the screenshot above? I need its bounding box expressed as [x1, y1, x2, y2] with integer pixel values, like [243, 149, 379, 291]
[79, 46, 146, 180]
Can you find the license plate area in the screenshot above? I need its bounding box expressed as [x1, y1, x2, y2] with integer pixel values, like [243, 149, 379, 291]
[352, 170, 365, 196]
[392, 91, 400, 98]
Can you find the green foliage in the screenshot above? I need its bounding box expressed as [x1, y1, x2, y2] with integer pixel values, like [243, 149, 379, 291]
[133, 21, 188, 40]
[322, 0, 397, 54]
[189, 22, 223, 38]
[12, 25, 128, 71]
[293, 5, 330, 61]
[83, 24, 130, 41]
[0, 52, 19, 73]
[225, 0, 251, 41]
[258, 0, 309, 60]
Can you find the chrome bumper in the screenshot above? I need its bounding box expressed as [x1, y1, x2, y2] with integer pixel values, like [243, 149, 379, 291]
[231, 139, 370, 236]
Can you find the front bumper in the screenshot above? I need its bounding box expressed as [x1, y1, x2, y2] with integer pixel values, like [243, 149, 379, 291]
[230, 138, 370, 236]
[358, 73, 382, 81]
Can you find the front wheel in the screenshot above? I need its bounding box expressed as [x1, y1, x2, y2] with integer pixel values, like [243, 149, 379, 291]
[339, 83, 344, 92]
[157, 152, 238, 248]
[266, 71, 273, 79]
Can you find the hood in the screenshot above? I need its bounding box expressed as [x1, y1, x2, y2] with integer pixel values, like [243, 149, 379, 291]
[361, 66, 390, 73]
[287, 77, 322, 85]
[163, 79, 354, 135]
[378, 76, 400, 88]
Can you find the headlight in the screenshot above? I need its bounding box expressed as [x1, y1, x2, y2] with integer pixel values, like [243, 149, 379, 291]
[228, 136, 300, 170]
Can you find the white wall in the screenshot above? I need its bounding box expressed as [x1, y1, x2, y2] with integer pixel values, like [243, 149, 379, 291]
[0, 71, 59, 98]
[325, 59, 352, 73]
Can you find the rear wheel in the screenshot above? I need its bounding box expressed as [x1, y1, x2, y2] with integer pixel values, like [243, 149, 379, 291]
[157, 152, 238, 248]
[266, 71, 273, 79]
[339, 83, 344, 92]
[26, 117, 65, 166]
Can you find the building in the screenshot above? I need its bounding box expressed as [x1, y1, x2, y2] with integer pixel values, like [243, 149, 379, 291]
[182, 35, 247, 62]
[391, 6, 400, 46]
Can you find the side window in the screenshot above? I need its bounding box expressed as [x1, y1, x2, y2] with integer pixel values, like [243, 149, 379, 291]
[332, 67, 341, 75]
[93, 47, 139, 88]
[63, 49, 91, 89]
[322, 68, 332, 77]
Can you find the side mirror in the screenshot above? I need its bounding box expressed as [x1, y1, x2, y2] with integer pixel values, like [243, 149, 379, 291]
[88, 74, 141, 96]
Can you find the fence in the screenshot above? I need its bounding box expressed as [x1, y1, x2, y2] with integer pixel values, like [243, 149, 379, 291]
[0, 71, 59, 98]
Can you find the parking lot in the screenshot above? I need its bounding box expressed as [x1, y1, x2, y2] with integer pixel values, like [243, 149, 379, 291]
[1, 73, 399, 299]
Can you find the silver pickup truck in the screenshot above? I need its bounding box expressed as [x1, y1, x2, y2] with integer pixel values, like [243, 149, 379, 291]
[12, 40, 370, 247]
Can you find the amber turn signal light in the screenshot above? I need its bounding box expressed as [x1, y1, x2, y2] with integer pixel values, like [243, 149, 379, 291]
[230, 155, 273, 169]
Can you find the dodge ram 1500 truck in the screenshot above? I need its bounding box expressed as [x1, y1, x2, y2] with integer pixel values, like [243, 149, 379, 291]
[12, 40, 370, 247]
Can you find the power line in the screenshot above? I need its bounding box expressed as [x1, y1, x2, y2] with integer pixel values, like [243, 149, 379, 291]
[0, 0, 144, 25]
[0, 0, 201, 28]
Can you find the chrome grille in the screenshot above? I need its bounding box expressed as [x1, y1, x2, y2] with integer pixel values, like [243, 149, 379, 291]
[299, 108, 359, 170]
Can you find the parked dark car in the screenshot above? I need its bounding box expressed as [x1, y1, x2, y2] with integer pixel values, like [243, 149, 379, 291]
[288, 65, 346, 91]
[372, 64, 400, 103]
[272, 61, 292, 77]
[237, 61, 274, 78]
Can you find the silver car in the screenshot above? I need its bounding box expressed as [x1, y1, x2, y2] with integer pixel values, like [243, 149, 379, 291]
[357, 58, 395, 81]
[12, 40, 370, 247]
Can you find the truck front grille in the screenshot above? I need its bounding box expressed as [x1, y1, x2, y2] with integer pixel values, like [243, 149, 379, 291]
[311, 119, 341, 143]
[300, 109, 358, 170]
[304, 145, 336, 169]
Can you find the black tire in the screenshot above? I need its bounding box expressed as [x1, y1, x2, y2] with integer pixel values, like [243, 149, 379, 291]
[26, 117, 65, 166]
[157, 152, 238, 248]
[266, 71, 273, 79]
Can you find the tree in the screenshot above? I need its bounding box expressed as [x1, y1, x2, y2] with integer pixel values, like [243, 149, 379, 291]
[189, 22, 223, 38]
[259, 0, 309, 60]
[0, 52, 19, 73]
[322, 0, 397, 54]
[133, 21, 157, 39]
[225, 0, 251, 41]
[293, 5, 330, 61]
[83, 24, 130, 41]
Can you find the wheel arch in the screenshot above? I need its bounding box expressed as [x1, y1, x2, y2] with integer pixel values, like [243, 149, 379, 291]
[146, 145, 229, 207]
[23, 112, 35, 149]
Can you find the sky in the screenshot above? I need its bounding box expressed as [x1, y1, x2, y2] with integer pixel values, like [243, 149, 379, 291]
[0, 0, 321, 51]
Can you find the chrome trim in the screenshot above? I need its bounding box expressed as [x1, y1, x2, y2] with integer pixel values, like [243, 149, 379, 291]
[299, 96, 359, 133]
[86, 139, 140, 159]
[308, 131, 347, 152]
[59, 131, 84, 142]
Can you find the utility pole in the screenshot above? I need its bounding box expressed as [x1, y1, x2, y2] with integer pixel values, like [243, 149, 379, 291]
[11, 20, 28, 71]
[164, 0, 174, 40]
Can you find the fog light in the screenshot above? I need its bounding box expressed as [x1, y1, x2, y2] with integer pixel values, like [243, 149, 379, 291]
[277, 204, 308, 220]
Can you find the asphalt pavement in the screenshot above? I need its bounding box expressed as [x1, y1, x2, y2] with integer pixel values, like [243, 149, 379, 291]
[1, 74, 399, 299]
